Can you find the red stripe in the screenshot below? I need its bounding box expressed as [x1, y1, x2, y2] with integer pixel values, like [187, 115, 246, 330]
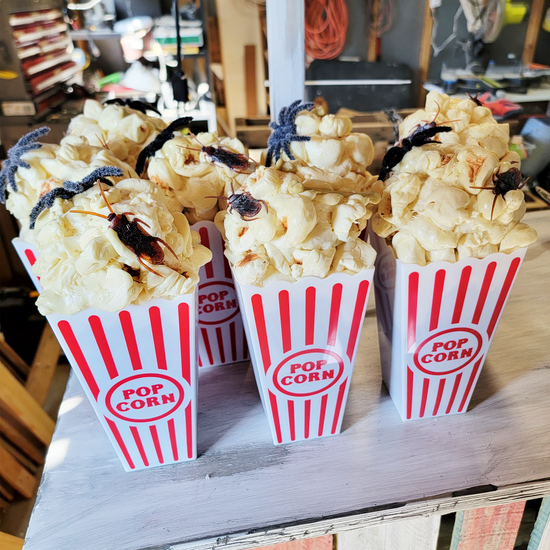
[215, 327, 226, 364]
[119, 311, 143, 370]
[472, 262, 497, 325]
[178, 303, 191, 384]
[406, 367, 413, 420]
[327, 284, 343, 346]
[452, 266, 472, 324]
[24, 249, 37, 266]
[331, 379, 348, 434]
[347, 280, 370, 361]
[487, 257, 521, 339]
[305, 287, 316, 346]
[458, 356, 484, 412]
[445, 373, 463, 414]
[251, 295, 271, 373]
[130, 426, 149, 466]
[58, 321, 99, 400]
[199, 227, 214, 279]
[419, 378, 430, 418]
[198, 355, 203, 367]
[229, 322, 237, 362]
[105, 418, 134, 469]
[268, 391, 282, 443]
[429, 270, 446, 331]
[185, 402, 193, 459]
[88, 316, 118, 379]
[149, 307, 167, 370]
[168, 418, 178, 460]
[278, 290, 291, 352]
[304, 400, 311, 439]
[433, 379, 446, 416]
[288, 400, 295, 441]
[149, 425, 164, 463]
[318, 394, 328, 436]
[222, 249, 232, 279]
[201, 327, 214, 365]
[408, 273, 419, 351]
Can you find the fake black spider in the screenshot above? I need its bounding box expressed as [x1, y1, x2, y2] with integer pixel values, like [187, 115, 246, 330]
[104, 98, 161, 116]
[29, 166, 124, 229]
[0, 127, 50, 204]
[265, 99, 314, 167]
[135, 116, 193, 176]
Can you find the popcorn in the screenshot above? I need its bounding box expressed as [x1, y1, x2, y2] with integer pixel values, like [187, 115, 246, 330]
[218, 166, 379, 286]
[373, 91, 537, 263]
[68, 99, 167, 166]
[32, 178, 212, 315]
[146, 131, 249, 223]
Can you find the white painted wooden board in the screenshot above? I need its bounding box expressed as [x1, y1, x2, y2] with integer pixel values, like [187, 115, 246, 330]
[337, 516, 440, 550]
[23, 211, 550, 550]
[527, 497, 550, 550]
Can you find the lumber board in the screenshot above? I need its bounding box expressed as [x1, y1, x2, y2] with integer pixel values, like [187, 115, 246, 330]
[254, 536, 332, 550]
[0, 532, 25, 550]
[522, 0, 546, 66]
[418, 0, 433, 107]
[367, 0, 380, 62]
[527, 497, 550, 550]
[25, 323, 61, 406]
[337, 516, 440, 550]
[0, 362, 55, 446]
[450, 501, 526, 550]
[245, 45, 258, 118]
[0, 416, 45, 465]
[0, 339, 30, 380]
[0, 479, 15, 502]
[0, 444, 35, 498]
[0, 437, 39, 475]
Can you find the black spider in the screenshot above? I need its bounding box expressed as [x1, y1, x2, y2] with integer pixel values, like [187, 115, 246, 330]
[104, 98, 161, 116]
[29, 166, 124, 229]
[0, 127, 50, 204]
[135, 116, 193, 176]
[265, 99, 314, 166]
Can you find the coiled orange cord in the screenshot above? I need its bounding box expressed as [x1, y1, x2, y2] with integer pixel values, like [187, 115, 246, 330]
[305, 0, 348, 60]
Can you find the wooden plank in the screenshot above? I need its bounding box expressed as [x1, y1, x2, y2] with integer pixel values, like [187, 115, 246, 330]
[527, 497, 550, 550]
[0, 416, 45, 465]
[25, 323, 61, 406]
[522, 0, 545, 66]
[0, 339, 30, 379]
[0, 437, 39, 475]
[0, 479, 15, 502]
[337, 516, 440, 550]
[418, 0, 433, 107]
[367, 0, 380, 62]
[253, 536, 332, 550]
[0, 362, 55, 446]
[0, 497, 9, 511]
[450, 501, 526, 550]
[0, 532, 25, 550]
[245, 45, 258, 118]
[0, 444, 36, 498]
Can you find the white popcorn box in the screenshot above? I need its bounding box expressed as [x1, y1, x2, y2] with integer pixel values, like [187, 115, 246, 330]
[12, 238, 42, 292]
[46, 294, 198, 471]
[371, 232, 526, 421]
[191, 221, 249, 367]
[234, 270, 374, 444]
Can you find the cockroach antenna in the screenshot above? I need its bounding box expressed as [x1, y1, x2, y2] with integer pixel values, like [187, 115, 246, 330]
[0, 127, 50, 203]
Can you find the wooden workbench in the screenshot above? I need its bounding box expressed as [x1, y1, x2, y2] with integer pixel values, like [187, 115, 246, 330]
[23, 211, 550, 550]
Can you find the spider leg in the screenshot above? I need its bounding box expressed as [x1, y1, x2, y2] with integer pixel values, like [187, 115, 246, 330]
[137, 256, 163, 277]
[283, 141, 294, 160]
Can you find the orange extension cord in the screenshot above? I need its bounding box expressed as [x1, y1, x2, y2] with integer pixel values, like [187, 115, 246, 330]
[305, 0, 348, 60]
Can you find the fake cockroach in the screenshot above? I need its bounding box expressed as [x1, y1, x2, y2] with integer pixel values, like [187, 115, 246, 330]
[70, 183, 178, 277]
[467, 92, 484, 107]
[207, 182, 268, 221]
[470, 167, 528, 220]
[104, 98, 161, 116]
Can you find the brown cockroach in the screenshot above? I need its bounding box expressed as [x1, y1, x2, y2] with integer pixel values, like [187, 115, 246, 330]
[71, 183, 178, 276]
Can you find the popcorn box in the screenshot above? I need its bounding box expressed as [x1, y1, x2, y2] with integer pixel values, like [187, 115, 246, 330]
[371, 232, 527, 421]
[12, 238, 42, 292]
[191, 221, 249, 367]
[234, 269, 374, 444]
[46, 294, 198, 470]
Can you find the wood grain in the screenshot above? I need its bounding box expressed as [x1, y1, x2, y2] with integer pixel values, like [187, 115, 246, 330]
[450, 502, 526, 550]
[367, 0, 380, 62]
[245, 45, 258, 118]
[0, 362, 55, 446]
[522, 0, 545, 66]
[22, 211, 550, 550]
[527, 497, 550, 550]
[0, 445, 35, 498]
[254, 536, 332, 550]
[0, 532, 24, 550]
[0, 339, 30, 380]
[0, 416, 45, 465]
[337, 516, 440, 550]
[418, 0, 433, 107]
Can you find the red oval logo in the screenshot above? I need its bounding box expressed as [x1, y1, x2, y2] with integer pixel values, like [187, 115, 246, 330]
[198, 281, 240, 325]
[413, 328, 483, 375]
[272, 349, 344, 397]
[105, 373, 184, 422]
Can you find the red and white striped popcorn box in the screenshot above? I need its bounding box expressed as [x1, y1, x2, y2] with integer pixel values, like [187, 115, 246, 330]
[371, 232, 527, 421]
[191, 221, 249, 367]
[46, 294, 198, 471]
[234, 269, 374, 444]
[12, 238, 42, 292]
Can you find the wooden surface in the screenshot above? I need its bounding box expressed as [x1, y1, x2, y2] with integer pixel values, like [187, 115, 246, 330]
[23, 211, 550, 550]
[522, 0, 546, 66]
[0, 532, 24, 550]
[418, 0, 433, 107]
